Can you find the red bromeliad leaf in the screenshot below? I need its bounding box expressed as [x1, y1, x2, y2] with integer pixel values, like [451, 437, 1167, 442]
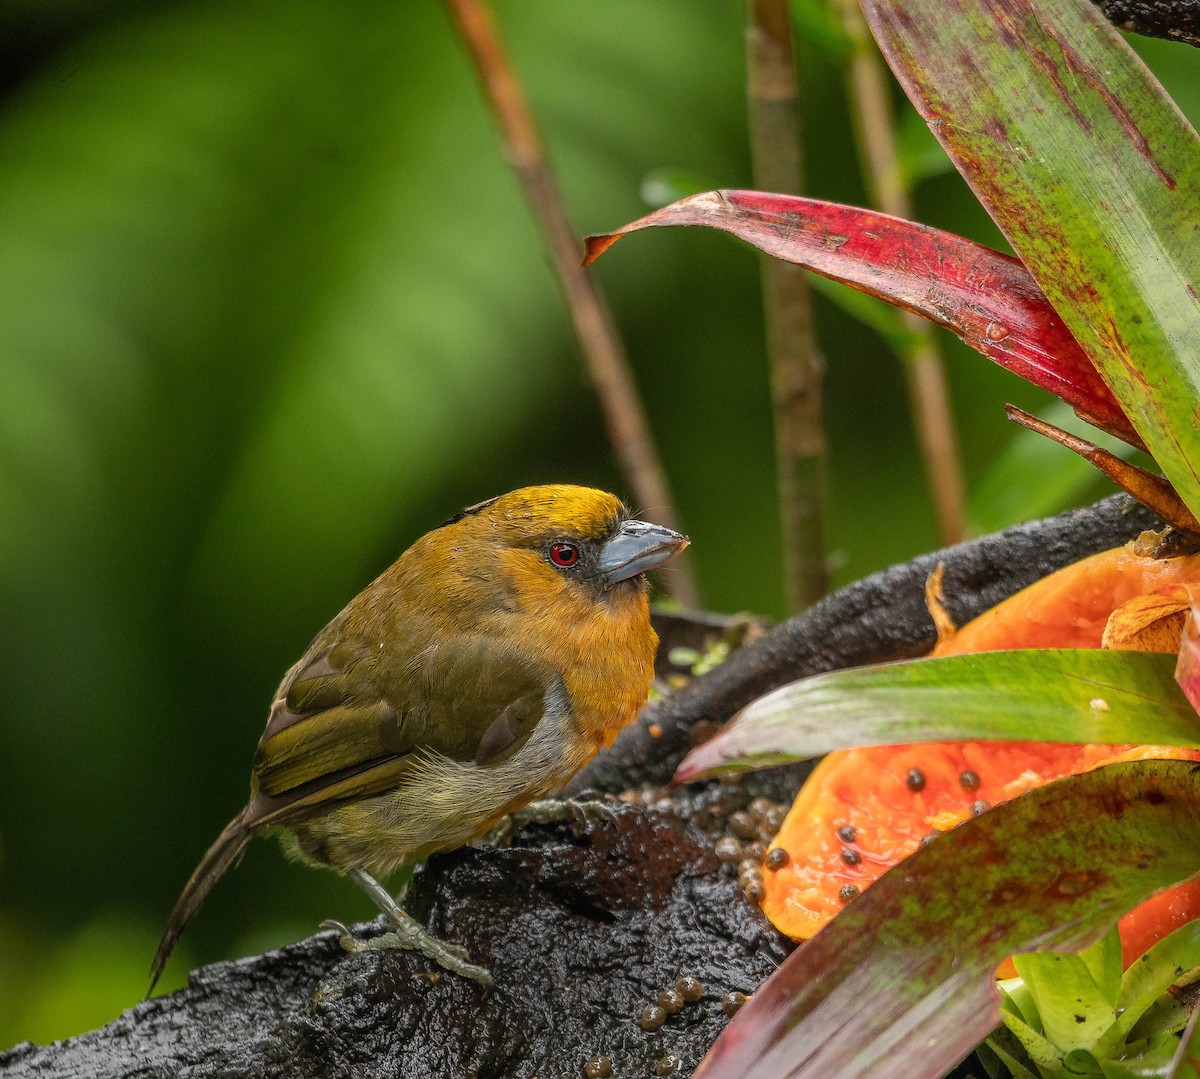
[1175, 589, 1200, 716]
[861, 0, 1200, 520]
[693, 760, 1200, 1079]
[584, 190, 1140, 447]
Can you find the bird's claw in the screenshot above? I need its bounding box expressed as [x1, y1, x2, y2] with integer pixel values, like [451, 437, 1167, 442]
[487, 797, 617, 846]
[566, 799, 619, 834]
[320, 919, 360, 952]
[319, 918, 490, 983]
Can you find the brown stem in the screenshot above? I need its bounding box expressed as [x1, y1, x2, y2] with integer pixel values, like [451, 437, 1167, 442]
[444, 0, 700, 607]
[834, 0, 966, 544]
[746, 0, 829, 613]
[1005, 405, 1200, 536]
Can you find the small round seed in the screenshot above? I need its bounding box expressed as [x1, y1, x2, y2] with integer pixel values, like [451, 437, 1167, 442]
[743, 879, 765, 902]
[747, 796, 772, 821]
[657, 988, 685, 1014]
[764, 847, 789, 870]
[728, 811, 758, 840]
[655, 1055, 683, 1076]
[765, 805, 787, 831]
[639, 1004, 667, 1032]
[738, 867, 763, 892]
[676, 976, 703, 1002]
[839, 883, 860, 903]
[840, 847, 861, 866]
[722, 991, 749, 1016]
[971, 799, 991, 817]
[959, 770, 980, 791]
[714, 835, 743, 863]
[584, 1057, 613, 1079]
[906, 767, 926, 792]
[743, 840, 766, 864]
[836, 824, 856, 843]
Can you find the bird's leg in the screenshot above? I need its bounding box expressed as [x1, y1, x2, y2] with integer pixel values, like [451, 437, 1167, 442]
[321, 867, 493, 985]
[487, 797, 617, 847]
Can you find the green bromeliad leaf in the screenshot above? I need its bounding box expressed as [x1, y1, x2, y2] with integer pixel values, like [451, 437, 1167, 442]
[1171, 1010, 1200, 1078]
[862, 0, 1200, 520]
[674, 649, 1200, 782]
[982, 922, 1200, 1078]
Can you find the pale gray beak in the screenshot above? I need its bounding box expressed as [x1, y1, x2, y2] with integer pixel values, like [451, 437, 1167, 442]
[596, 519, 689, 589]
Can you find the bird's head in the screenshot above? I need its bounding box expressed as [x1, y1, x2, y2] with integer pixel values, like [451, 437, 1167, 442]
[434, 485, 688, 608]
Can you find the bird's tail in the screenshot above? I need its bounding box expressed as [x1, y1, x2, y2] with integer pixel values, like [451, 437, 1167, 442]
[149, 809, 252, 994]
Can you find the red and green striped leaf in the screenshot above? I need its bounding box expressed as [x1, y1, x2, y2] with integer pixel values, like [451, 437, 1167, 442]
[674, 649, 1200, 782]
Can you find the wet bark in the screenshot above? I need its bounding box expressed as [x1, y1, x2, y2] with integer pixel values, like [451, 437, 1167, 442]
[1094, 0, 1200, 45]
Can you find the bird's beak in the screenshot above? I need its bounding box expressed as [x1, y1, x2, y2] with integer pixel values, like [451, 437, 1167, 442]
[597, 519, 689, 590]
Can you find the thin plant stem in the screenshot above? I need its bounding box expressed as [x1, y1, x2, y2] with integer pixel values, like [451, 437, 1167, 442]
[833, 0, 966, 544]
[747, 0, 829, 613]
[444, 0, 700, 606]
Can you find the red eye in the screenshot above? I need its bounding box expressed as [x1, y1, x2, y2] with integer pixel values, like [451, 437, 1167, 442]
[549, 542, 580, 568]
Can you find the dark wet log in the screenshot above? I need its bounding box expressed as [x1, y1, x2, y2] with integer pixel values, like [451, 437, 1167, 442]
[1, 795, 790, 1079]
[1094, 0, 1200, 45]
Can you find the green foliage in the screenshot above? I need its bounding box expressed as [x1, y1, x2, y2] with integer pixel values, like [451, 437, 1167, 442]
[981, 925, 1200, 1078]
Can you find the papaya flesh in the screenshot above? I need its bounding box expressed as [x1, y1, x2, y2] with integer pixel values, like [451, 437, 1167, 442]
[761, 544, 1200, 969]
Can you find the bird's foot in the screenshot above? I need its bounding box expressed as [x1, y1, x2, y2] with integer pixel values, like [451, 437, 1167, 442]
[320, 918, 492, 984]
[487, 797, 617, 847]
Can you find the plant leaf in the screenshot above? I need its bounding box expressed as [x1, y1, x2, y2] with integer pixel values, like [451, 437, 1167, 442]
[861, 0, 1200, 519]
[1083, 928, 1125, 1010]
[1175, 593, 1200, 716]
[1106, 919, 1200, 1048]
[675, 650, 1200, 782]
[584, 190, 1140, 447]
[1000, 1007, 1073, 1074]
[1169, 1007, 1200, 1078]
[982, 1029, 1045, 1079]
[693, 760, 1200, 1079]
[1013, 952, 1116, 1051]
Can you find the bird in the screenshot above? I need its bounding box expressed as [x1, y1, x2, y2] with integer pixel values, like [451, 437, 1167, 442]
[150, 484, 688, 990]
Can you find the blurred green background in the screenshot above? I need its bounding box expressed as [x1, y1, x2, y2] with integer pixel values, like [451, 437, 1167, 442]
[0, 0, 1195, 1049]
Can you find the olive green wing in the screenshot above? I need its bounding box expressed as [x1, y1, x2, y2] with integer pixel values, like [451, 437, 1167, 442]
[246, 632, 557, 829]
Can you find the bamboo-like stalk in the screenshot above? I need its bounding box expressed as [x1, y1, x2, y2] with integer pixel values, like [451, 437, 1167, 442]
[444, 0, 700, 607]
[746, 0, 829, 613]
[833, 0, 966, 544]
